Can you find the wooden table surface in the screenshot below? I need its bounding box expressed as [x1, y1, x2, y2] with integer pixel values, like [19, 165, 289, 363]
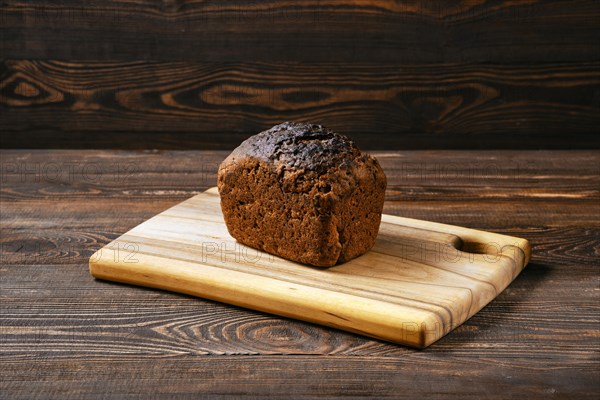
[1, 149, 598, 399]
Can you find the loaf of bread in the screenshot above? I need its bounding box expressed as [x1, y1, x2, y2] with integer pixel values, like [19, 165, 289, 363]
[217, 122, 387, 267]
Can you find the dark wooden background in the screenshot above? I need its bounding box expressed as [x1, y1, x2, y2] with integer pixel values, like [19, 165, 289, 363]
[1, 0, 599, 149]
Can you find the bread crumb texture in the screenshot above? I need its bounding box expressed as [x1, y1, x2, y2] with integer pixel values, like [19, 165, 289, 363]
[218, 122, 386, 267]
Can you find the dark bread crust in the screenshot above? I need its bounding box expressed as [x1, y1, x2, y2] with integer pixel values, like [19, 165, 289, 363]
[218, 122, 386, 267]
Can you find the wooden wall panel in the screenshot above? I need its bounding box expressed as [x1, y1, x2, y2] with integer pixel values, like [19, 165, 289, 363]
[1, 60, 599, 149]
[2, 0, 599, 63]
[1, 1, 599, 149]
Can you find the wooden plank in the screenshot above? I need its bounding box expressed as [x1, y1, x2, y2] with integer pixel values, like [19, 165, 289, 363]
[1, 357, 598, 398]
[1, 1, 599, 62]
[2, 150, 598, 227]
[2, 61, 599, 149]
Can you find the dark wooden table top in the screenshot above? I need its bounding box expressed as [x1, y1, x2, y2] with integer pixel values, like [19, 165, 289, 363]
[1, 149, 598, 399]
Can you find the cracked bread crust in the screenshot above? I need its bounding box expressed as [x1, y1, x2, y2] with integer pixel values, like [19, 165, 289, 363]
[217, 122, 387, 267]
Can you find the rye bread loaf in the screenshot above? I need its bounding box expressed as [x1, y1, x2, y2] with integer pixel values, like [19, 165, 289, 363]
[217, 122, 386, 267]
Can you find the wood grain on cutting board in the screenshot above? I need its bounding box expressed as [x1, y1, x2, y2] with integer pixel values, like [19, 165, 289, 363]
[90, 187, 530, 348]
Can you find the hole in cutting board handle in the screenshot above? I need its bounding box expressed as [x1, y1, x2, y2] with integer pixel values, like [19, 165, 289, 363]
[432, 235, 498, 256]
[459, 241, 500, 255]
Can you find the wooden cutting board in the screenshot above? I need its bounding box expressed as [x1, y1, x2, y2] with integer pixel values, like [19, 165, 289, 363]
[89, 187, 530, 348]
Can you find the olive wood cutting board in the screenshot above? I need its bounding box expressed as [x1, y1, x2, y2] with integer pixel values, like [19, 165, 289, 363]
[89, 187, 531, 348]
